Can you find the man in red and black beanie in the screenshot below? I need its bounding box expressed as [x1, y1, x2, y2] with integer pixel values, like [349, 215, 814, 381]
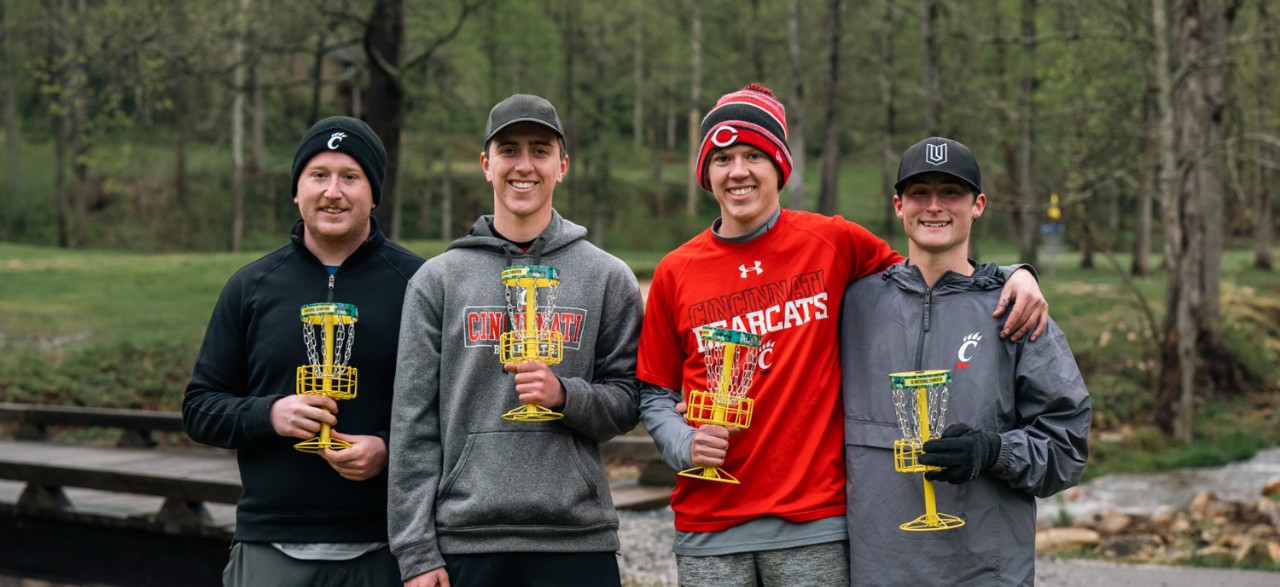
[695, 83, 793, 192]
[636, 84, 1050, 586]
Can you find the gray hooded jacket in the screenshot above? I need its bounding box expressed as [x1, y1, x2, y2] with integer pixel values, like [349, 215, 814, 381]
[389, 210, 643, 579]
[840, 261, 1090, 586]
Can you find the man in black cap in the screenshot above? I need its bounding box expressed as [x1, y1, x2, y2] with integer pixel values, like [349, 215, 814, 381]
[184, 116, 425, 586]
[839, 136, 1090, 586]
[388, 95, 643, 586]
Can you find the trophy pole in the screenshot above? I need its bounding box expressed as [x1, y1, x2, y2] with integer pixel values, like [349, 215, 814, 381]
[500, 265, 565, 422]
[294, 303, 359, 453]
[678, 327, 761, 485]
[891, 370, 964, 531]
[317, 316, 336, 447]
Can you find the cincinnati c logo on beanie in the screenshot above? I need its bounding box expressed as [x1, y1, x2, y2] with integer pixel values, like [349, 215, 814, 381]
[290, 117, 388, 205]
[696, 83, 793, 191]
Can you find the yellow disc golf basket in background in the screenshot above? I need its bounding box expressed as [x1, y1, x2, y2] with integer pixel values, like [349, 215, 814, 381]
[499, 265, 565, 422]
[679, 326, 762, 485]
[294, 302, 359, 453]
[890, 369, 964, 531]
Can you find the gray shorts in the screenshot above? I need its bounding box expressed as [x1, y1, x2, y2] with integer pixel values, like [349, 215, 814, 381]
[223, 542, 400, 587]
[676, 540, 849, 587]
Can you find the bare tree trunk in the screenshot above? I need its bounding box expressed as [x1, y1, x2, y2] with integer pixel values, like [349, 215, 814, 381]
[365, 0, 405, 239]
[1191, 0, 1243, 398]
[785, 0, 807, 211]
[1154, 0, 1241, 439]
[557, 3, 579, 219]
[666, 75, 677, 151]
[251, 64, 266, 176]
[1133, 87, 1154, 276]
[633, 9, 644, 149]
[1152, 0, 1194, 440]
[995, 9, 1019, 227]
[1254, 2, 1275, 270]
[921, 0, 940, 136]
[308, 31, 324, 126]
[878, 0, 896, 239]
[0, 0, 20, 214]
[68, 0, 88, 249]
[229, 0, 249, 253]
[1015, 0, 1039, 265]
[686, 0, 702, 218]
[441, 141, 453, 242]
[817, 0, 843, 216]
[1254, 139, 1273, 269]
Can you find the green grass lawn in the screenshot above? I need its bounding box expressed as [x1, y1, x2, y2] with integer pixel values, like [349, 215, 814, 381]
[2, 241, 1279, 476]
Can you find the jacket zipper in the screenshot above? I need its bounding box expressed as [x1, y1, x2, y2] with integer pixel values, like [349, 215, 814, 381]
[327, 273, 336, 303]
[913, 288, 932, 370]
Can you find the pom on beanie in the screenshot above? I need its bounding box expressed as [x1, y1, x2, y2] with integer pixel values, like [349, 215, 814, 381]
[695, 83, 792, 191]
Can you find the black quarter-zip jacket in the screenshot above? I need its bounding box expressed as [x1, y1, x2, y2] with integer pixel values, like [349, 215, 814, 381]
[183, 218, 425, 542]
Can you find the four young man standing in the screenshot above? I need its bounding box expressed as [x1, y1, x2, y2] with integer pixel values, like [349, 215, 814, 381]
[185, 87, 1086, 587]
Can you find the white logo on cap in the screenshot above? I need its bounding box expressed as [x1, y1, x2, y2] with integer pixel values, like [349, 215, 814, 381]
[711, 126, 739, 148]
[926, 143, 947, 166]
[327, 132, 348, 149]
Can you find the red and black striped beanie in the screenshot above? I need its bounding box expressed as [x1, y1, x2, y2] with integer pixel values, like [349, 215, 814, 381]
[696, 83, 793, 191]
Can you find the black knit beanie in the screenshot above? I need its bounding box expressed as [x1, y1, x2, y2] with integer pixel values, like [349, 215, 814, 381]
[290, 116, 388, 206]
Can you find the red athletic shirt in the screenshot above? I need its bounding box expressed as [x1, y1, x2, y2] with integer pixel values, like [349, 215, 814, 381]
[638, 209, 902, 533]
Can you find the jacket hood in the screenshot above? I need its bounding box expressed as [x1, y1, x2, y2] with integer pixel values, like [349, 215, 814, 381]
[447, 209, 587, 264]
[882, 260, 1005, 295]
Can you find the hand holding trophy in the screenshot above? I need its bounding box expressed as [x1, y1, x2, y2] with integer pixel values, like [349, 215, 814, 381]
[498, 265, 565, 422]
[890, 370, 965, 531]
[679, 326, 762, 485]
[293, 303, 359, 452]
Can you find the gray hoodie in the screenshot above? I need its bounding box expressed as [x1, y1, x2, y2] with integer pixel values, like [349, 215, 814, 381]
[389, 210, 643, 580]
[841, 261, 1090, 586]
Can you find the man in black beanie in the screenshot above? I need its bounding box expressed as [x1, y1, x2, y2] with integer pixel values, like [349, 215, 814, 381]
[184, 116, 424, 586]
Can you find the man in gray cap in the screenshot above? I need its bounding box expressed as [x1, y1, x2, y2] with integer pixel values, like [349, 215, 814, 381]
[840, 136, 1091, 586]
[388, 94, 643, 587]
[184, 116, 425, 586]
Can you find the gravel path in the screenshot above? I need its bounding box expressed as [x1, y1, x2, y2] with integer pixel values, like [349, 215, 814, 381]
[616, 508, 1280, 587]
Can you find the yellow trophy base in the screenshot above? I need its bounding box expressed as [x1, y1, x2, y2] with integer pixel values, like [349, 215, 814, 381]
[677, 466, 740, 485]
[501, 403, 564, 422]
[293, 437, 353, 453]
[899, 512, 965, 532]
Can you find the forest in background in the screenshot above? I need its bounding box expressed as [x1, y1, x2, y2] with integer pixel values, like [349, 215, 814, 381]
[1, 0, 1278, 440]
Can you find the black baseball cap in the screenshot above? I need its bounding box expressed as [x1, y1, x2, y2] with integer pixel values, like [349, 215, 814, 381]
[894, 137, 982, 195]
[484, 94, 565, 145]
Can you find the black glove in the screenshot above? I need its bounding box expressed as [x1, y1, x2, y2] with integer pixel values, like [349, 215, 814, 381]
[919, 423, 1001, 484]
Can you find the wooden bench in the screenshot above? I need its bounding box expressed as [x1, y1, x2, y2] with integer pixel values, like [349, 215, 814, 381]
[0, 401, 184, 448]
[0, 403, 673, 524]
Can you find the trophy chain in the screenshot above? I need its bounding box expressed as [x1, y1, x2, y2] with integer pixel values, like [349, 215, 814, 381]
[498, 265, 566, 422]
[678, 326, 762, 485]
[890, 369, 965, 531]
[294, 302, 359, 453]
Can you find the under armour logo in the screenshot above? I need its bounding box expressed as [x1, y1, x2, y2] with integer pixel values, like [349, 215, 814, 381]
[926, 143, 947, 166]
[327, 132, 348, 149]
[739, 261, 763, 278]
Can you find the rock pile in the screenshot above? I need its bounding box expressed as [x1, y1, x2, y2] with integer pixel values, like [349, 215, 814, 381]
[1037, 479, 1280, 568]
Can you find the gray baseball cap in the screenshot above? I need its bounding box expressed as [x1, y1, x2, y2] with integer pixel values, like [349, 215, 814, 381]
[894, 137, 982, 194]
[484, 94, 565, 145]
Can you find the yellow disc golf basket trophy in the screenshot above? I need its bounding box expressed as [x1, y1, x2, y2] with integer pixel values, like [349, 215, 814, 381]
[891, 369, 964, 531]
[293, 303, 358, 452]
[679, 326, 762, 485]
[498, 265, 565, 422]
